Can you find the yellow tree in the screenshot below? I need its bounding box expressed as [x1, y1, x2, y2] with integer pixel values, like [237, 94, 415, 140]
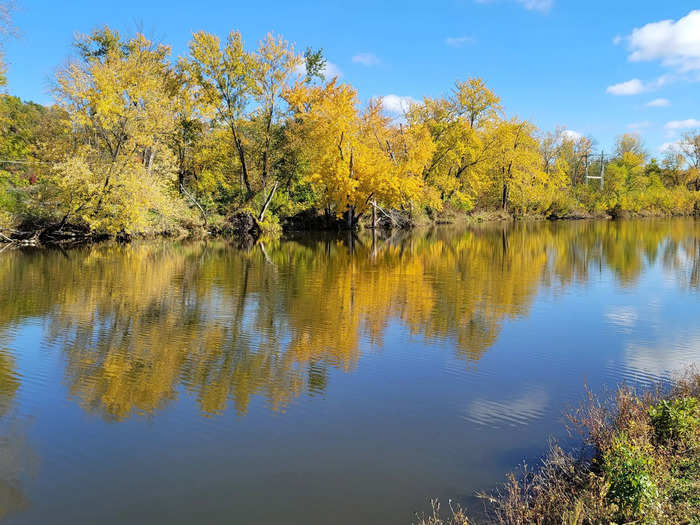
[407, 77, 502, 209]
[485, 118, 545, 212]
[286, 80, 428, 227]
[250, 34, 301, 187]
[184, 31, 255, 195]
[167, 60, 217, 224]
[53, 28, 181, 234]
[285, 79, 362, 225]
[452, 77, 502, 129]
[249, 33, 303, 220]
[363, 100, 435, 218]
[557, 132, 593, 186]
[603, 136, 648, 204]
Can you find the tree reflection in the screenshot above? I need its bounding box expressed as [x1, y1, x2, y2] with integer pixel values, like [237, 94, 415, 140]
[0, 348, 31, 520]
[0, 219, 697, 420]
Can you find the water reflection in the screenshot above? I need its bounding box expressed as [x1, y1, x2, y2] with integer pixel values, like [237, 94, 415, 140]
[0, 219, 698, 422]
[0, 350, 19, 418]
[463, 385, 549, 428]
[0, 349, 32, 520]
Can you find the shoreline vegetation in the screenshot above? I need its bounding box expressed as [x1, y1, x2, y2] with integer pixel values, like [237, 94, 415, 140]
[418, 370, 700, 524]
[0, 26, 698, 247]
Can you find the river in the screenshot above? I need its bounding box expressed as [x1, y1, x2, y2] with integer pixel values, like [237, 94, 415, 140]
[0, 219, 698, 523]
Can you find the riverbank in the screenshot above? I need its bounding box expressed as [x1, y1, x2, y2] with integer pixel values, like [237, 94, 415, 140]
[2, 206, 698, 249]
[419, 370, 700, 524]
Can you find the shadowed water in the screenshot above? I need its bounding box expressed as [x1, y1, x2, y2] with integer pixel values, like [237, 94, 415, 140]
[0, 219, 698, 523]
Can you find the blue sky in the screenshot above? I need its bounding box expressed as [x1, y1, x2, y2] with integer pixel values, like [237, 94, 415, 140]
[2, 0, 699, 155]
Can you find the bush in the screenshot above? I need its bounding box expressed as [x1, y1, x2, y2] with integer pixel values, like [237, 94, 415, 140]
[258, 214, 282, 236]
[648, 396, 699, 444]
[602, 433, 657, 518]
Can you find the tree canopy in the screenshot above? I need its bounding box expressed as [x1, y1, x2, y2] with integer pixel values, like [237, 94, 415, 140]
[0, 25, 699, 238]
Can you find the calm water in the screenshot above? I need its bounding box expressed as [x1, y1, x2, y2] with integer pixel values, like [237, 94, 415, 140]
[0, 219, 699, 523]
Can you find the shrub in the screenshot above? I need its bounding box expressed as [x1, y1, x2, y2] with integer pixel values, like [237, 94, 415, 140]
[602, 433, 657, 518]
[648, 396, 699, 444]
[258, 214, 282, 236]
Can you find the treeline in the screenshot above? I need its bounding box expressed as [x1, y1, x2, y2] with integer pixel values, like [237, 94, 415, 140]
[1, 27, 700, 241]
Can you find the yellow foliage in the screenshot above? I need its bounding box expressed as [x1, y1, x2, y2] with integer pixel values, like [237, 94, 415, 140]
[285, 79, 429, 221]
[52, 28, 183, 233]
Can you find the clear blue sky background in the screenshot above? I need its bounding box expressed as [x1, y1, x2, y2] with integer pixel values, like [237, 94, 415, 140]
[3, 0, 698, 155]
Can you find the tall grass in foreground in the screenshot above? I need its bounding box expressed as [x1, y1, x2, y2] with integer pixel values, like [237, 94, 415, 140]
[417, 369, 700, 524]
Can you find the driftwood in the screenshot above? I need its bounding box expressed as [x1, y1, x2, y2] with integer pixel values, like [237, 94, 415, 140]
[0, 222, 102, 247]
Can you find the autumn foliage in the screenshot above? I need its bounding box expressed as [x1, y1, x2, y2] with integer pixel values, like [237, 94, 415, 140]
[1, 26, 699, 238]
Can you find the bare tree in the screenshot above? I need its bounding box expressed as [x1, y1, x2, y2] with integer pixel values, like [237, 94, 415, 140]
[678, 130, 700, 190]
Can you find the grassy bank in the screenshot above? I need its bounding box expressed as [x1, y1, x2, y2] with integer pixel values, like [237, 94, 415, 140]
[418, 370, 700, 524]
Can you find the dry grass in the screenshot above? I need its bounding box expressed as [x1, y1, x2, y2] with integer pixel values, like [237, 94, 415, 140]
[415, 499, 471, 525]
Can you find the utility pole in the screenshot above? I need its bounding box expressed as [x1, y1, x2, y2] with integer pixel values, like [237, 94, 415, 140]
[586, 151, 604, 189]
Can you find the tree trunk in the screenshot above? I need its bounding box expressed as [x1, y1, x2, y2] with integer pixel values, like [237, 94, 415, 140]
[371, 200, 377, 229]
[178, 170, 185, 195]
[258, 181, 278, 222]
[261, 107, 273, 187]
[94, 143, 122, 216]
[502, 160, 513, 210]
[231, 126, 252, 195]
[371, 228, 377, 258]
[180, 182, 208, 226]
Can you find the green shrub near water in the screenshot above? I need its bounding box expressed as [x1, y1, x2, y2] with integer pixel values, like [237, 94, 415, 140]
[602, 433, 657, 518]
[648, 396, 699, 444]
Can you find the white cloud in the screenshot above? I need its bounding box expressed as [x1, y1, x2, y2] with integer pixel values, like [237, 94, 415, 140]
[294, 60, 343, 80]
[660, 141, 682, 153]
[445, 36, 474, 48]
[628, 121, 651, 132]
[653, 73, 675, 88]
[464, 386, 549, 427]
[606, 306, 639, 330]
[322, 61, 343, 79]
[623, 10, 700, 72]
[379, 94, 418, 114]
[606, 78, 645, 95]
[621, 331, 700, 384]
[665, 119, 700, 131]
[516, 0, 553, 12]
[645, 98, 670, 107]
[475, 0, 553, 13]
[351, 53, 380, 67]
[561, 129, 583, 141]
[606, 74, 677, 96]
